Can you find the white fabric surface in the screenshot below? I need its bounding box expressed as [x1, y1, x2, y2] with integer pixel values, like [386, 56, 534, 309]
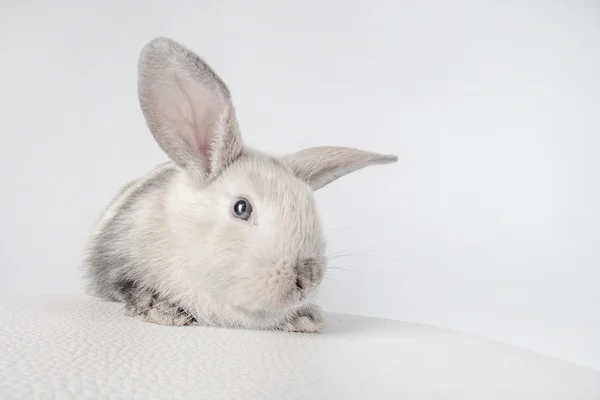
[1, 295, 599, 399]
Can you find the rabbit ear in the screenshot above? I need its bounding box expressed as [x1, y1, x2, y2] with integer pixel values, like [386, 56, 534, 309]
[282, 146, 398, 191]
[138, 37, 243, 182]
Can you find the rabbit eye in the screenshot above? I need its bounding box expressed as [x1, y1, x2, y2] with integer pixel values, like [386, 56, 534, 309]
[232, 198, 253, 221]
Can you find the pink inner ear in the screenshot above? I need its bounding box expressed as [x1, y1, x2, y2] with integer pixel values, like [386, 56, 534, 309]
[197, 141, 209, 158]
[153, 72, 229, 176]
[197, 139, 211, 173]
[174, 80, 218, 169]
[192, 111, 215, 169]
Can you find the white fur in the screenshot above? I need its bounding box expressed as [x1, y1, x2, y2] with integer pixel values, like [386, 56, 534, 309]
[83, 37, 397, 332]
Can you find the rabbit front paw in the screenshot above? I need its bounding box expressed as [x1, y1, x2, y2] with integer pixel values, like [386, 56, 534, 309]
[280, 305, 324, 333]
[124, 290, 195, 326]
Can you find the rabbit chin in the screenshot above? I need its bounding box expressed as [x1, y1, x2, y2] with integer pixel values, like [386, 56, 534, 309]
[222, 280, 317, 313]
[214, 258, 324, 312]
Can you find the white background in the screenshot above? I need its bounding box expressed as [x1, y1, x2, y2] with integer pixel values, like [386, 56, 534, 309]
[1, 1, 599, 370]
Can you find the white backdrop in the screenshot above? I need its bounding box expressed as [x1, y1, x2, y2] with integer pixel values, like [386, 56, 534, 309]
[1, 0, 599, 370]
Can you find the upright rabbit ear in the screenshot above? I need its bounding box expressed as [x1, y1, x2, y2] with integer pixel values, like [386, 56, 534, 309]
[138, 37, 243, 182]
[282, 147, 398, 191]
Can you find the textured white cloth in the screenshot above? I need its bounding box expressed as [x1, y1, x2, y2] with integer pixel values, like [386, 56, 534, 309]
[1, 295, 599, 399]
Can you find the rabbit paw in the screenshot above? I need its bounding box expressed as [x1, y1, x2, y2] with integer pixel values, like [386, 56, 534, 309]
[124, 291, 195, 326]
[281, 305, 324, 333]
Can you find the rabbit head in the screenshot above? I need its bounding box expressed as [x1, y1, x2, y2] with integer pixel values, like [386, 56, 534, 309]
[137, 38, 397, 313]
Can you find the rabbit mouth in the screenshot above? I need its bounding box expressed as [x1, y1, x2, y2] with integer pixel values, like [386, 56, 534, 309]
[295, 278, 317, 303]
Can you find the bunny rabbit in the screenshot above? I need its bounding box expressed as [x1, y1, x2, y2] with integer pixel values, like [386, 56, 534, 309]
[83, 37, 397, 333]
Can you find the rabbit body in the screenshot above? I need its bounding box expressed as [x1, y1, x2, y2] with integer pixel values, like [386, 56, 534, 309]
[83, 38, 397, 332]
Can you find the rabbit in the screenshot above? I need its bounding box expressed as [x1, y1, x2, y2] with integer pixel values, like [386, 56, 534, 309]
[83, 37, 397, 333]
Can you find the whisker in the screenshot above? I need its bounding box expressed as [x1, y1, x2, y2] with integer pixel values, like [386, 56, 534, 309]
[326, 268, 372, 281]
[326, 225, 358, 232]
[297, 276, 319, 288]
[327, 265, 365, 273]
[327, 252, 402, 262]
[323, 276, 356, 290]
[112, 304, 127, 318]
[251, 255, 267, 268]
[131, 298, 171, 318]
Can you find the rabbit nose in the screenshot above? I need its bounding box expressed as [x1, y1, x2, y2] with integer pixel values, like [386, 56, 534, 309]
[295, 275, 304, 291]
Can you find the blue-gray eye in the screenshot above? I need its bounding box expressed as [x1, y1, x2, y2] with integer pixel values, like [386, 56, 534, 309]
[232, 198, 252, 221]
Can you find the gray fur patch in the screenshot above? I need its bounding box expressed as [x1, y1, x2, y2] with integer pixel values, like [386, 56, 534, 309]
[84, 165, 177, 302]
